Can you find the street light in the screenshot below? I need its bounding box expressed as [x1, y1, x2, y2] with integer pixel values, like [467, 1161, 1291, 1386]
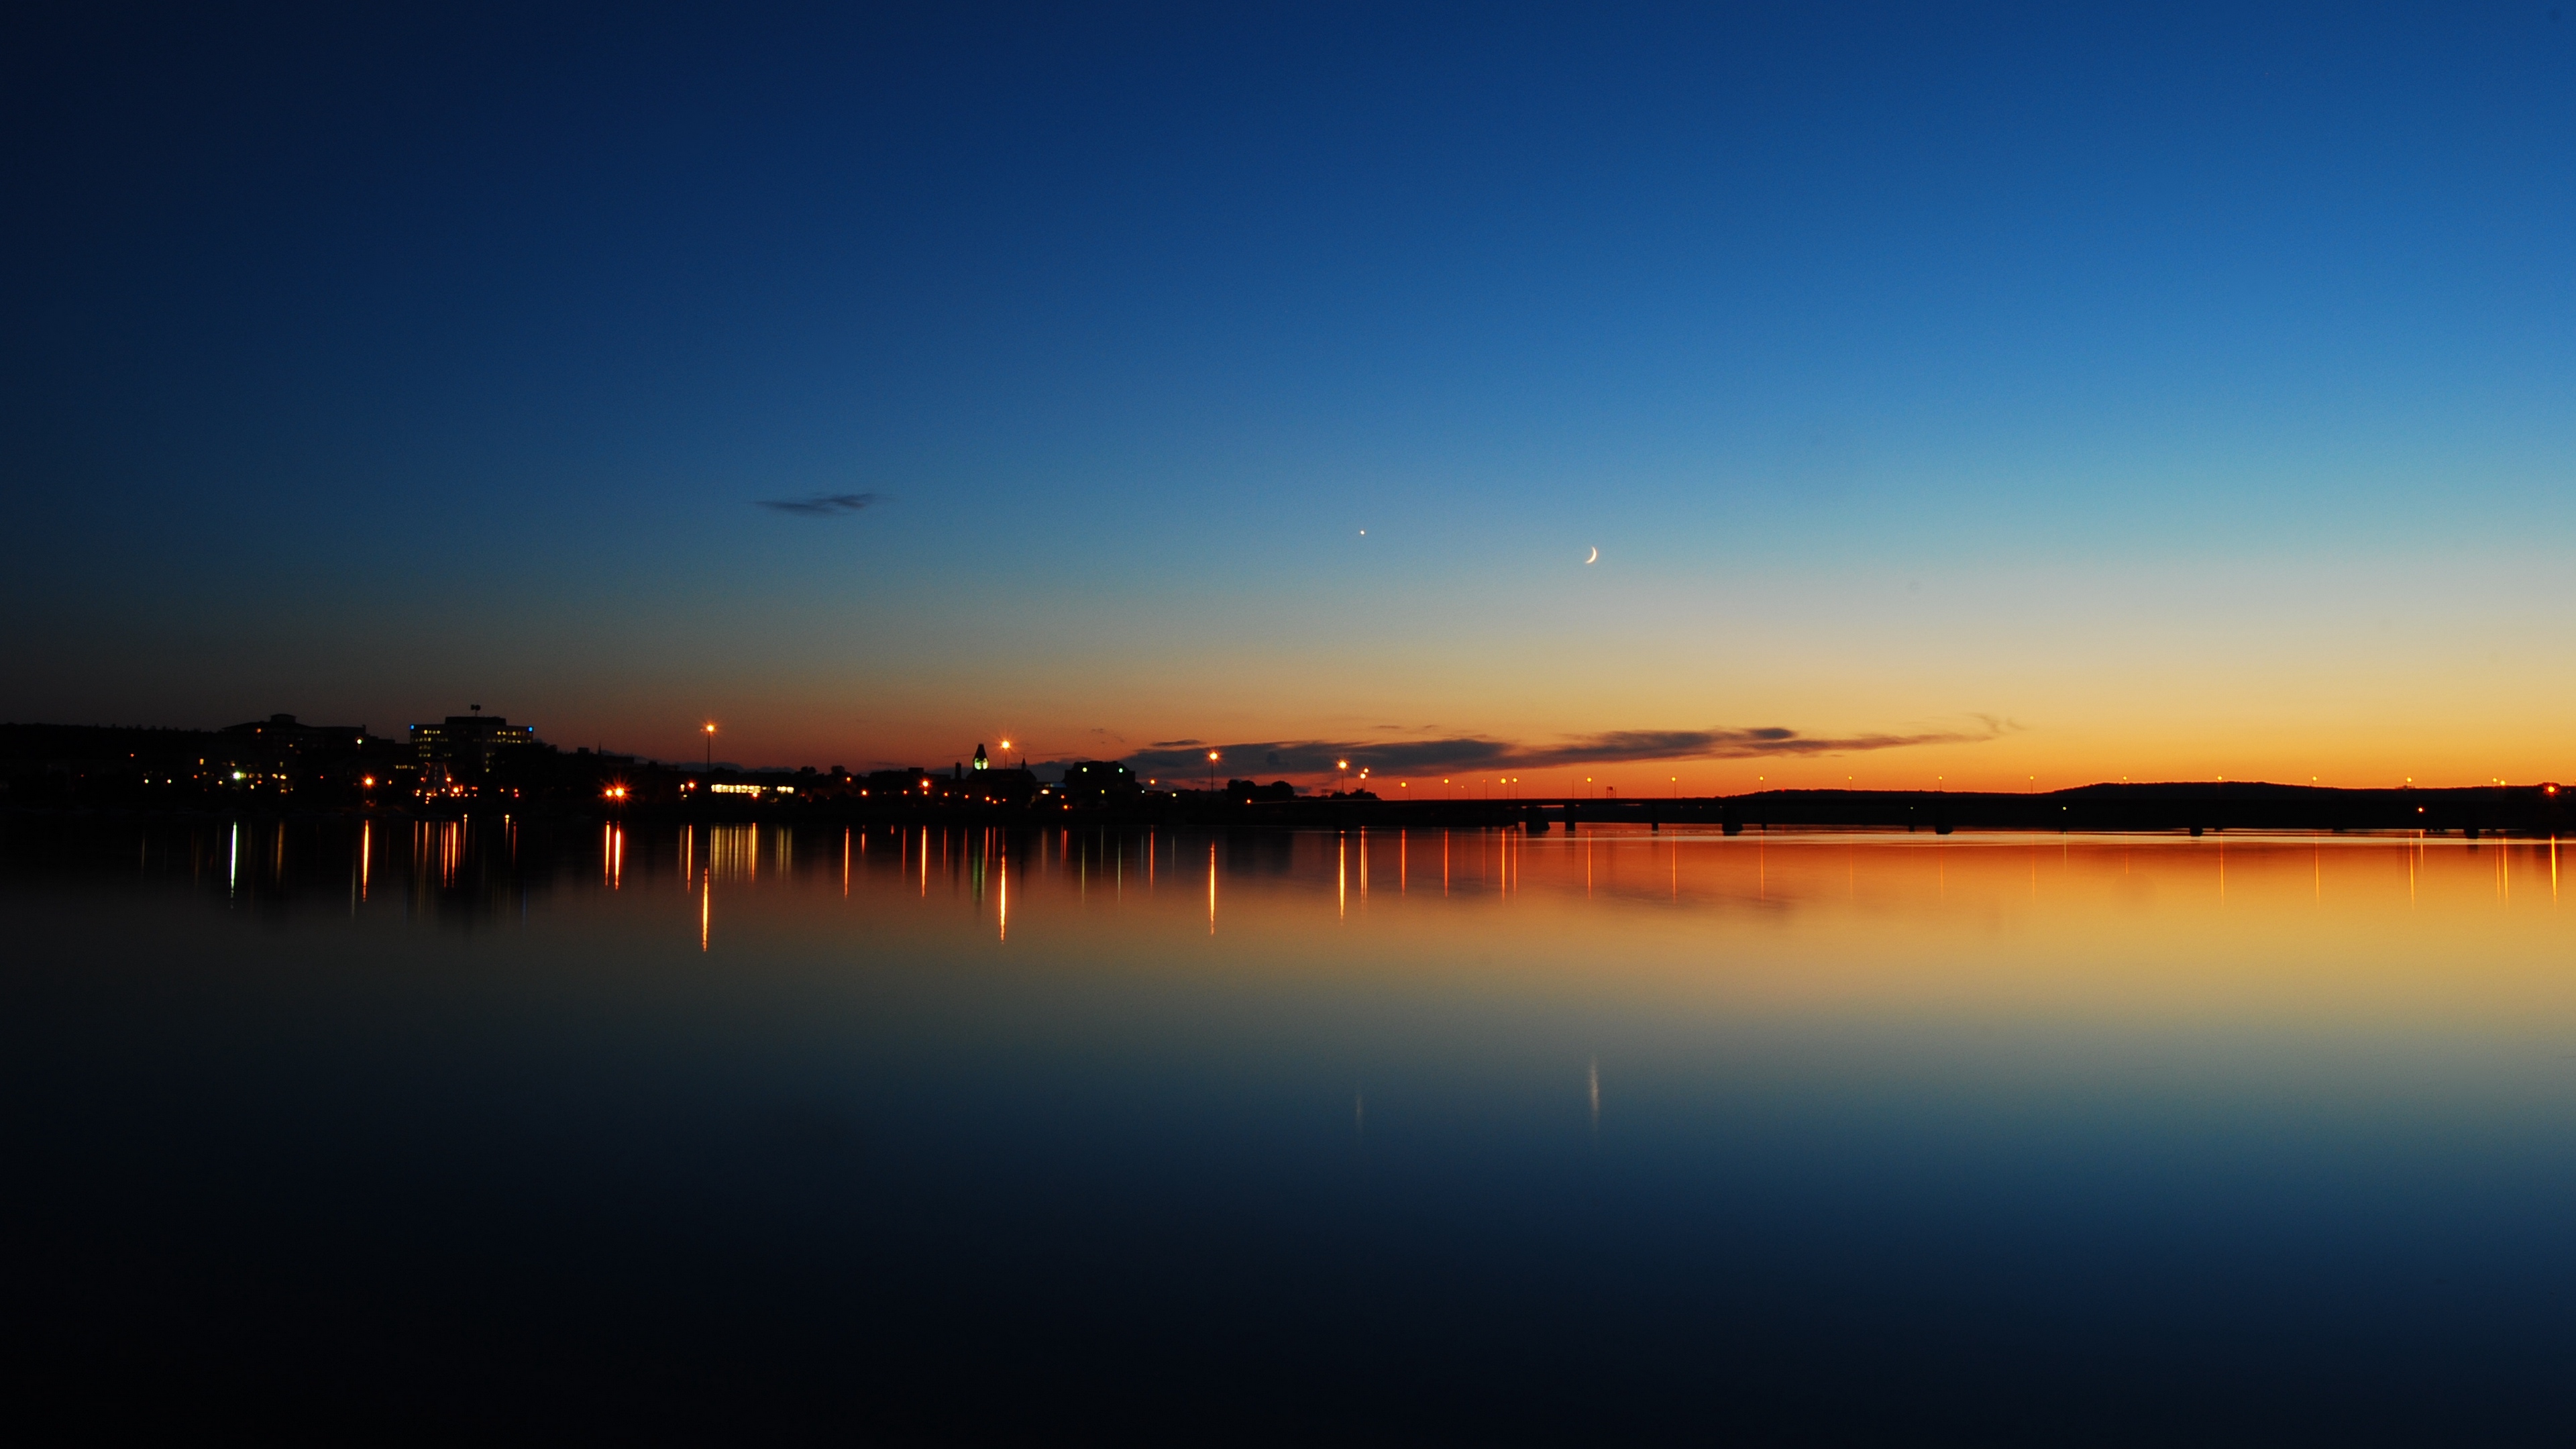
[703, 722, 716, 778]
[1338, 759, 1350, 794]
[1208, 750, 1220, 794]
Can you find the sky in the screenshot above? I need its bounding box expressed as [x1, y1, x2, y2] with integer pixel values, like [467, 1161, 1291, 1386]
[5, 1, 2574, 792]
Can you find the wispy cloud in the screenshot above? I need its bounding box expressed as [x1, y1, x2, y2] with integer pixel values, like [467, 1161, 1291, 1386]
[1120, 720, 2011, 776]
[1505, 725, 2004, 767]
[757, 492, 881, 516]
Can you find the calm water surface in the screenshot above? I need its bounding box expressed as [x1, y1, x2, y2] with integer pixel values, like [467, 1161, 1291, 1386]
[8, 819, 2575, 1443]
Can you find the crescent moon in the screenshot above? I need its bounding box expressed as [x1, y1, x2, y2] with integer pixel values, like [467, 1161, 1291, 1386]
[1585, 547, 1599, 564]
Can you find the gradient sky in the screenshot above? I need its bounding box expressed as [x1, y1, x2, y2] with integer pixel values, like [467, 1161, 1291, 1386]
[6, 3, 2574, 790]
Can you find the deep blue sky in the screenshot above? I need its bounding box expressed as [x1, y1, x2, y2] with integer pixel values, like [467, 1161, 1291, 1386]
[5, 3, 2573, 784]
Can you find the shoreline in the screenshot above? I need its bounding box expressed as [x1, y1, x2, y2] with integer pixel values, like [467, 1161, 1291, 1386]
[8, 782, 2565, 838]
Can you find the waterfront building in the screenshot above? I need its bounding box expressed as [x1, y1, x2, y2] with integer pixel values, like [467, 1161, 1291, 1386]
[410, 710, 539, 776]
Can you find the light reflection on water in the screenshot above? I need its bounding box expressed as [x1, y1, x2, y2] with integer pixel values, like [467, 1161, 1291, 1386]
[7, 820, 2575, 1442]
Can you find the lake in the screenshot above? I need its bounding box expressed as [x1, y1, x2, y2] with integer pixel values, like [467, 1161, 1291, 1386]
[7, 818, 2573, 1443]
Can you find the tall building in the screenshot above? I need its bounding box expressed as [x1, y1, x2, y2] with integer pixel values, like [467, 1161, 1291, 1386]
[411, 710, 538, 779]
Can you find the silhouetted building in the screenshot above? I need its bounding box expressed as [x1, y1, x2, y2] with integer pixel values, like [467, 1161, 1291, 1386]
[862, 767, 936, 799]
[210, 713, 390, 796]
[1059, 760, 1138, 800]
[220, 713, 376, 752]
[0, 716, 396, 806]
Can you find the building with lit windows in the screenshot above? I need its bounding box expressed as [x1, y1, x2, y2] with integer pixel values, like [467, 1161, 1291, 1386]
[409, 710, 539, 796]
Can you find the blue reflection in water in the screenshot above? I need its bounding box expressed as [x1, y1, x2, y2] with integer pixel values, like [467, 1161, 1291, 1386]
[5, 820, 2574, 1442]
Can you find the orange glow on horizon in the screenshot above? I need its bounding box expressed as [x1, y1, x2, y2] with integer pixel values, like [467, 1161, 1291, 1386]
[533, 692, 2571, 799]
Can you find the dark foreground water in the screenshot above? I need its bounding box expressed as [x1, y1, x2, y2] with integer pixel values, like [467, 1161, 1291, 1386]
[7, 817, 2575, 1444]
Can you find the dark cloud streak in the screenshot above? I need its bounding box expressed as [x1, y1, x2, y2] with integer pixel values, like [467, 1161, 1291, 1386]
[757, 492, 881, 516]
[1122, 721, 2011, 775]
